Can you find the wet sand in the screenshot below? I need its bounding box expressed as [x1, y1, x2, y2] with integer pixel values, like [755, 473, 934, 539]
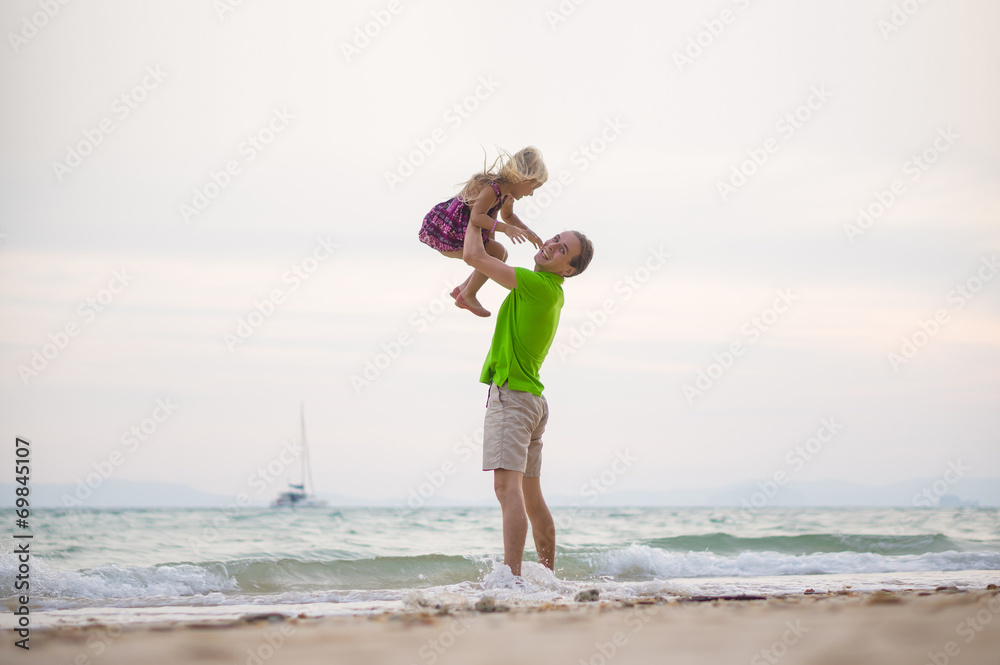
[4, 588, 1000, 665]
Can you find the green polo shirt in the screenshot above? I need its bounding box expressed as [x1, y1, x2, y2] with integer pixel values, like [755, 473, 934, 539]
[480, 267, 565, 396]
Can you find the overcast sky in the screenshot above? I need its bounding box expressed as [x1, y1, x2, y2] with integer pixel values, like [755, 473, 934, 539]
[1, 0, 998, 506]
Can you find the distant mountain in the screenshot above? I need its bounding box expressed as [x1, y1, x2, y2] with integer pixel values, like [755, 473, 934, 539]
[549, 478, 998, 508]
[1, 477, 996, 509]
[0, 479, 234, 508]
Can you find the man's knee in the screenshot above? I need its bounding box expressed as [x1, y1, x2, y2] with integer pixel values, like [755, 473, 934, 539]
[494, 482, 521, 502]
[494, 472, 523, 504]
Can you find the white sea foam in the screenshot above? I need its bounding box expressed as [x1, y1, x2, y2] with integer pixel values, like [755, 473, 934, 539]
[4, 546, 998, 612]
[0, 551, 238, 602]
[3, 507, 998, 620]
[588, 544, 1000, 579]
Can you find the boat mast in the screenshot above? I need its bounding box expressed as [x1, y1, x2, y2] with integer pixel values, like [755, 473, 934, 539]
[300, 401, 317, 496]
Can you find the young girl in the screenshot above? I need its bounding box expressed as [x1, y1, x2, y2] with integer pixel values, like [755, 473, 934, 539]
[419, 146, 546, 317]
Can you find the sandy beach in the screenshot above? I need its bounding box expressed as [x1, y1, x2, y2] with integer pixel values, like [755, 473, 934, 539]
[5, 587, 999, 665]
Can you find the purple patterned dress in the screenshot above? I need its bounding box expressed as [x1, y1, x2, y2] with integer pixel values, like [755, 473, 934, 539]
[419, 181, 508, 253]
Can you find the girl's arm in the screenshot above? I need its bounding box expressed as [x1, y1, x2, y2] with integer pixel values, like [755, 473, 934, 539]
[499, 196, 526, 227]
[499, 196, 542, 248]
[467, 186, 503, 231]
[467, 185, 536, 246]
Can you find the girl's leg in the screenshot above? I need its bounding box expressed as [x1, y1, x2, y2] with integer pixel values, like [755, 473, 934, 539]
[438, 249, 475, 295]
[438, 241, 507, 313]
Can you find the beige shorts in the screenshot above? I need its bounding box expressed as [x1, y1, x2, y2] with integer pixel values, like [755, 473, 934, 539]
[482, 381, 549, 477]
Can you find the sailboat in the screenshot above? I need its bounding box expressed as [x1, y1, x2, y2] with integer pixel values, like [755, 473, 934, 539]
[270, 403, 329, 508]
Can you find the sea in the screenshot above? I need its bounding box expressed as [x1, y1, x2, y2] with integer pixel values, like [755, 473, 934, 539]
[2, 506, 999, 627]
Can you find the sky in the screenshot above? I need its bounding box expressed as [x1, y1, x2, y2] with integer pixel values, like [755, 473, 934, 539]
[1, 0, 998, 507]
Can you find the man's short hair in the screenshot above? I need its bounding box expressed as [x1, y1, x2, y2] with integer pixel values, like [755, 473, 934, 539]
[569, 231, 594, 277]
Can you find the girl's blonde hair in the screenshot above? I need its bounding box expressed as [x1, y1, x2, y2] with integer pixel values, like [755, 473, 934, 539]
[456, 146, 548, 203]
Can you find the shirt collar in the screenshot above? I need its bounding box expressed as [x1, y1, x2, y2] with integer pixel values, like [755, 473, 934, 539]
[535, 270, 565, 286]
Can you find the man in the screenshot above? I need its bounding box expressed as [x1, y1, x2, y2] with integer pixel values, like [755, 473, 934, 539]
[462, 215, 594, 577]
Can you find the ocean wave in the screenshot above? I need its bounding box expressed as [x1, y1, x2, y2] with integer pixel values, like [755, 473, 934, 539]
[0, 552, 239, 601]
[0, 552, 485, 603]
[639, 532, 969, 556]
[229, 555, 485, 592]
[586, 545, 1000, 579]
[4, 543, 998, 609]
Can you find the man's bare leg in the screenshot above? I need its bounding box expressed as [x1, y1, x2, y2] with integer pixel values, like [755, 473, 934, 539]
[493, 469, 528, 577]
[523, 476, 555, 571]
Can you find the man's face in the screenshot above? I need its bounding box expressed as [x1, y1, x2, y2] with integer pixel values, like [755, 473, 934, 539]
[534, 232, 581, 277]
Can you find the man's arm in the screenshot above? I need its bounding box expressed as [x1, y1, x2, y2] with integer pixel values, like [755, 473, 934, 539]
[463, 214, 517, 290]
